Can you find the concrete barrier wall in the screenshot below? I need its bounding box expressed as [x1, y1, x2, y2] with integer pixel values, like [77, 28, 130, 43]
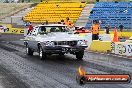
[79, 33, 131, 56]
[99, 31, 132, 38]
[89, 40, 112, 53]
[10, 28, 24, 34]
[118, 32, 132, 38]
[0, 23, 24, 34]
[4, 27, 24, 34]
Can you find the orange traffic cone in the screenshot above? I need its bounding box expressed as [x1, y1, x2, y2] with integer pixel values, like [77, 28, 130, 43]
[112, 27, 119, 42]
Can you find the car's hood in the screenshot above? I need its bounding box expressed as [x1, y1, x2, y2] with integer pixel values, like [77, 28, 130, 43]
[35, 32, 85, 42]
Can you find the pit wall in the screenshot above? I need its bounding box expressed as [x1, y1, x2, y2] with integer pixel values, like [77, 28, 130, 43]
[80, 33, 132, 57]
[89, 40, 112, 53]
[99, 31, 132, 38]
[88, 40, 132, 57]
[0, 24, 24, 34]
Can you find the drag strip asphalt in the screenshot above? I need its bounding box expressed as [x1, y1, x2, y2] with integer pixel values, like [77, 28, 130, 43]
[0, 34, 132, 88]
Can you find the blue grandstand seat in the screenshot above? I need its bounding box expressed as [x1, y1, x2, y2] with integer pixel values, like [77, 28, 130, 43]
[85, 2, 132, 29]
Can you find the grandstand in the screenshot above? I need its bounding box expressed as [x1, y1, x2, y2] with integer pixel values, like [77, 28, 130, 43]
[85, 2, 132, 30]
[24, 0, 86, 23]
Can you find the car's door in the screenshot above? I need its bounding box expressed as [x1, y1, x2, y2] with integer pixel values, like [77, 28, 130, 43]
[28, 26, 39, 51]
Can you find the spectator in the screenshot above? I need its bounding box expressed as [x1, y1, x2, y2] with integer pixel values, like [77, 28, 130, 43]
[64, 17, 73, 28]
[24, 21, 29, 37]
[27, 22, 33, 35]
[105, 24, 110, 34]
[119, 24, 124, 32]
[56, 4, 60, 7]
[91, 20, 100, 40]
[64, 17, 70, 25]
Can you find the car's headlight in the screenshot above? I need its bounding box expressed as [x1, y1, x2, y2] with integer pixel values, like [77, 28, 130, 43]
[45, 41, 54, 46]
[77, 41, 86, 46]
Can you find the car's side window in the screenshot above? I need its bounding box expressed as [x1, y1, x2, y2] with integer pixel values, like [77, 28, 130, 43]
[46, 27, 63, 32]
[46, 27, 51, 32]
[50, 27, 56, 32]
[38, 26, 47, 34]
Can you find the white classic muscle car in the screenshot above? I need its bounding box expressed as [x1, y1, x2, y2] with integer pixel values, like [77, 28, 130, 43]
[24, 24, 87, 60]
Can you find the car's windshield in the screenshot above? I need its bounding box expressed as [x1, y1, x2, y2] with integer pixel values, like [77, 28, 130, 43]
[38, 26, 68, 34]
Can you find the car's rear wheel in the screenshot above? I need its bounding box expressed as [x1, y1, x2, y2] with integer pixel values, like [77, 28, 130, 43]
[39, 46, 47, 60]
[26, 45, 33, 56]
[76, 50, 84, 60]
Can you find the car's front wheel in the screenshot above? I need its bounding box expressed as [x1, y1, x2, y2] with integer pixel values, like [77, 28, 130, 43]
[76, 50, 84, 60]
[26, 45, 33, 56]
[39, 46, 47, 60]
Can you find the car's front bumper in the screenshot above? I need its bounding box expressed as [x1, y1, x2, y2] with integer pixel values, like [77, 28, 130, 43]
[43, 45, 87, 54]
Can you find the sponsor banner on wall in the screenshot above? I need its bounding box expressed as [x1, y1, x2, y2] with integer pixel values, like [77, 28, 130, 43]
[0, 24, 24, 34]
[10, 28, 24, 34]
[115, 42, 132, 56]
